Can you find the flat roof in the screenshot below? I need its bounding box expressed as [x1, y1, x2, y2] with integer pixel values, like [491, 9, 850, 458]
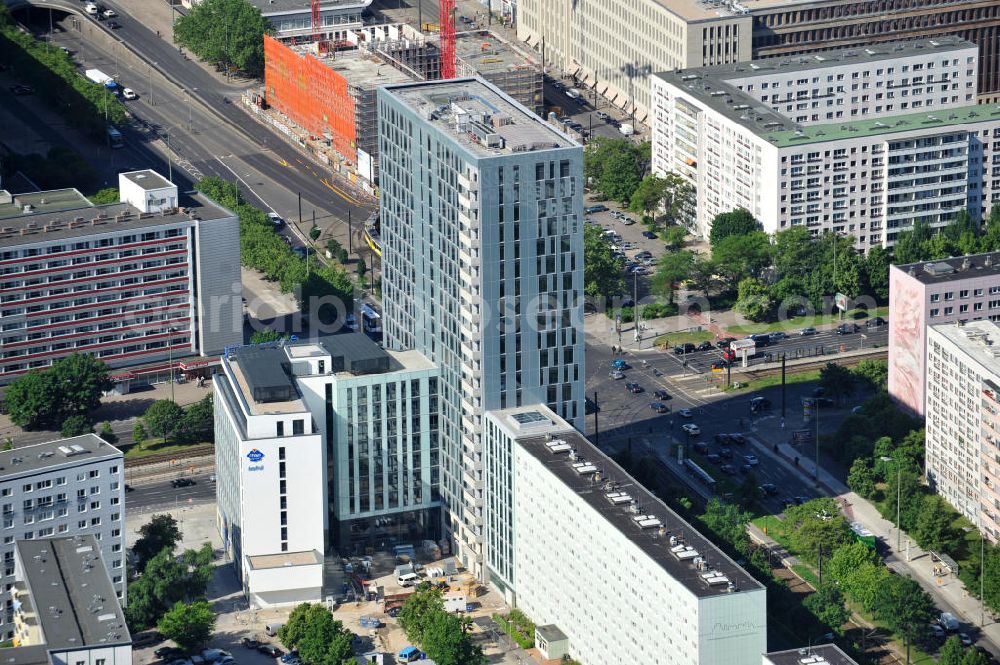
[228, 348, 307, 415]
[382, 78, 577, 158]
[535, 624, 568, 642]
[119, 169, 173, 190]
[0, 188, 233, 248]
[455, 30, 539, 75]
[928, 320, 1000, 373]
[893, 251, 1000, 285]
[248, 0, 371, 16]
[654, 37, 984, 146]
[764, 644, 858, 665]
[0, 435, 122, 479]
[287, 44, 414, 88]
[247, 550, 323, 569]
[385, 348, 436, 372]
[16, 535, 129, 649]
[493, 407, 764, 598]
[647, 0, 934, 22]
[322, 332, 388, 366]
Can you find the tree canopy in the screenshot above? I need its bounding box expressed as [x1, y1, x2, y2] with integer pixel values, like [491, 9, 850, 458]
[5, 353, 112, 429]
[132, 514, 182, 572]
[583, 225, 625, 303]
[708, 209, 758, 247]
[397, 585, 484, 665]
[279, 604, 354, 665]
[174, 0, 271, 76]
[583, 138, 649, 204]
[144, 400, 186, 440]
[158, 600, 216, 652]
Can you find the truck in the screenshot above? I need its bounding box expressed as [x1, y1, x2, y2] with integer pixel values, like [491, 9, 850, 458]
[619, 123, 635, 136]
[85, 68, 117, 91]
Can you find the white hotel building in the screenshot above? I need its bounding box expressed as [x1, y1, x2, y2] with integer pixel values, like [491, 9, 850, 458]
[651, 37, 1000, 249]
[484, 405, 766, 665]
[214, 334, 440, 607]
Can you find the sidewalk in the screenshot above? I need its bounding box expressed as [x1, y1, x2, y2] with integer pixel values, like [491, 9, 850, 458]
[749, 415, 1000, 657]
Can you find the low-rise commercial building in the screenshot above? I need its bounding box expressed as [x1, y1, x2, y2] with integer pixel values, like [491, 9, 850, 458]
[247, 0, 372, 42]
[925, 320, 1000, 537]
[214, 334, 440, 606]
[650, 38, 1000, 247]
[11, 535, 130, 664]
[0, 171, 241, 386]
[888, 252, 1000, 417]
[484, 405, 766, 665]
[0, 435, 125, 640]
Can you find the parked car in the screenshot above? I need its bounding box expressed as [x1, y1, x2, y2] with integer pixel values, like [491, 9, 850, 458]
[642, 230, 657, 239]
[634, 250, 653, 260]
[584, 204, 607, 214]
[155, 647, 184, 660]
[241, 639, 261, 650]
[203, 650, 232, 663]
[653, 389, 671, 400]
[720, 464, 737, 475]
[710, 360, 728, 371]
[769, 331, 787, 342]
[279, 652, 299, 664]
[759, 483, 778, 496]
[718, 447, 733, 459]
[673, 343, 697, 354]
[799, 327, 818, 336]
[717, 337, 737, 348]
[750, 396, 772, 412]
[728, 433, 746, 445]
[398, 647, 421, 663]
[743, 454, 759, 466]
[867, 316, 887, 327]
[132, 632, 165, 649]
[681, 423, 700, 436]
[678, 408, 693, 418]
[714, 433, 731, 445]
[171, 478, 195, 488]
[611, 358, 628, 370]
[257, 645, 283, 658]
[625, 382, 644, 394]
[650, 402, 669, 414]
[609, 370, 626, 380]
[959, 633, 974, 647]
[697, 341, 713, 351]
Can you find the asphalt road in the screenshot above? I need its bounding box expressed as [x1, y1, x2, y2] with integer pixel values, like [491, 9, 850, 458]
[125, 471, 215, 513]
[15, 0, 374, 244]
[584, 338, 865, 512]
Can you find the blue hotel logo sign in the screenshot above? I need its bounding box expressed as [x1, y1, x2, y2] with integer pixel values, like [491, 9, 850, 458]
[247, 448, 265, 472]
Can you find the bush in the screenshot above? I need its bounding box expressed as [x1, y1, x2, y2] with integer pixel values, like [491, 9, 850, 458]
[641, 302, 676, 319]
[61, 415, 92, 437]
[492, 613, 533, 649]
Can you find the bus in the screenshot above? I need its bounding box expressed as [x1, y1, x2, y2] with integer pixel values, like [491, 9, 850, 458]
[107, 125, 125, 149]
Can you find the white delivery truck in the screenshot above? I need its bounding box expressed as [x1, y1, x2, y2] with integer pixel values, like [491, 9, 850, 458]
[619, 123, 635, 136]
[85, 68, 118, 91]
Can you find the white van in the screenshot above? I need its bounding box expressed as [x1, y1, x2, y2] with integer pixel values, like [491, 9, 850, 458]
[397, 572, 419, 587]
[85, 3, 99, 14]
[264, 623, 284, 637]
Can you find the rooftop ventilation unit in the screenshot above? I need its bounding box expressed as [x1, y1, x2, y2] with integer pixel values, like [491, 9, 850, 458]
[545, 440, 572, 454]
[572, 461, 598, 475]
[605, 491, 634, 505]
[671, 544, 700, 561]
[633, 514, 662, 529]
[701, 571, 731, 585]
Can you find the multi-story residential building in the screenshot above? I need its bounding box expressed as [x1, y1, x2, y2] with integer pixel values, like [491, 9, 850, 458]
[517, 0, 1000, 122]
[483, 404, 766, 665]
[650, 38, 1000, 247]
[0, 170, 241, 387]
[245, 0, 372, 42]
[0, 435, 125, 640]
[925, 320, 1000, 537]
[763, 645, 858, 665]
[11, 535, 130, 664]
[377, 78, 586, 577]
[214, 334, 440, 605]
[888, 252, 1000, 417]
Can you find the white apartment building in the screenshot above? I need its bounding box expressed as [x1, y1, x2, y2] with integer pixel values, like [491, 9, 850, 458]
[378, 79, 585, 577]
[484, 405, 766, 665]
[12, 535, 131, 664]
[0, 171, 241, 386]
[0, 435, 125, 641]
[764, 645, 858, 665]
[925, 320, 1000, 541]
[214, 334, 441, 604]
[651, 38, 1000, 249]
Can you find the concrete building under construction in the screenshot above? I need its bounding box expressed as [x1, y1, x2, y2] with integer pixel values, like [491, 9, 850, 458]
[455, 30, 542, 115]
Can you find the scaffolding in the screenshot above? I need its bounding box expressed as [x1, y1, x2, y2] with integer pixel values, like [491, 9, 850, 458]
[454, 30, 543, 115]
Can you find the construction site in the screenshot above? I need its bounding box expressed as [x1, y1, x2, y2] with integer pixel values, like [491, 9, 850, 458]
[254, 0, 543, 185]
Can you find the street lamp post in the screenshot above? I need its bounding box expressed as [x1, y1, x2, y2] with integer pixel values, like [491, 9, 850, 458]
[880, 455, 902, 551]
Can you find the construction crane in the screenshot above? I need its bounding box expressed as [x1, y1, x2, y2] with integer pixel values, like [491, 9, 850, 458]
[312, 0, 329, 54]
[440, 0, 456, 79]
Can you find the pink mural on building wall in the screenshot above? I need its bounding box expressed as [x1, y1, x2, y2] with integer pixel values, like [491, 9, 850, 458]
[888, 271, 925, 416]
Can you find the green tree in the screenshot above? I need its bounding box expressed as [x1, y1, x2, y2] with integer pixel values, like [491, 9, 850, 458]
[143, 400, 185, 441]
[881, 463, 924, 531]
[892, 220, 933, 264]
[872, 575, 936, 660]
[983, 204, 1000, 251]
[827, 541, 879, 587]
[97, 421, 118, 445]
[88, 188, 120, 204]
[60, 415, 92, 437]
[803, 584, 850, 634]
[847, 458, 876, 499]
[174, 0, 271, 76]
[357, 258, 367, 278]
[864, 246, 891, 302]
[158, 601, 216, 652]
[179, 396, 214, 443]
[280, 604, 353, 665]
[735, 471, 759, 509]
[584, 138, 645, 202]
[132, 514, 182, 572]
[133, 422, 149, 445]
[663, 225, 687, 250]
[913, 494, 960, 552]
[735, 277, 774, 322]
[399, 585, 445, 645]
[841, 562, 893, 613]
[326, 239, 348, 264]
[421, 612, 485, 665]
[711, 231, 772, 285]
[583, 225, 625, 302]
[773, 226, 816, 278]
[853, 359, 888, 392]
[5, 353, 111, 429]
[651, 250, 695, 301]
[963, 647, 991, 665]
[250, 328, 284, 344]
[819, 362, 856, 403]
[179, 543, 216, 600]
[939, 635, 966, 665]
[708, 208, 758, 247]
[782, 498, 852, 564]
[700, 499, 752, 554]
[629, 175, 668, 219]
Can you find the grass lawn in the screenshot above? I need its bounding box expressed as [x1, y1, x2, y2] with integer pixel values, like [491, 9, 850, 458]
[728, 306, 889, 335]
[654, 330, 716, 347]
[122, 438, 211, 460]
[724, 369, 821, 392]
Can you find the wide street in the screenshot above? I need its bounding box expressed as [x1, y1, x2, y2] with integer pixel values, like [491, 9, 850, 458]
[125, 470, 216, 514]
